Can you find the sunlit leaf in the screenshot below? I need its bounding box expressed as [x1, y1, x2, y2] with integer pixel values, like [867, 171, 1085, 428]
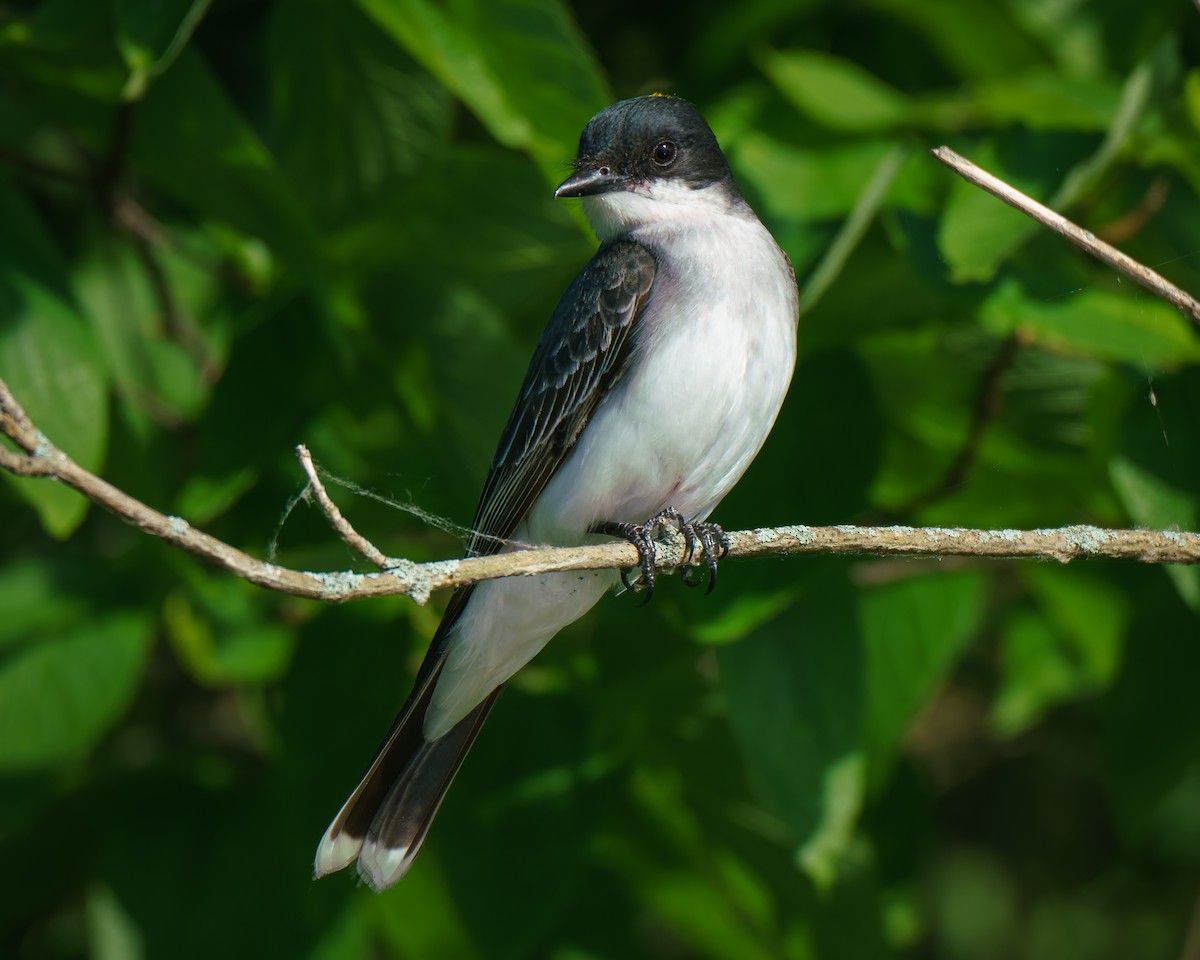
[762, 49, 911, 132]
[735, 133, 937, 222]
[936, 145, 1046, 284]
[861, 569, 985, 786]
[0, 189, 107, 538]
[357, 0, 609, 178]
[970, 72, 1121, 130]
[981, 279, 1200, 368]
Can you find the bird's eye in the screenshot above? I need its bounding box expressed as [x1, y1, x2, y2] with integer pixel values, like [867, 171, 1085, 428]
[652, 141, 677, 166]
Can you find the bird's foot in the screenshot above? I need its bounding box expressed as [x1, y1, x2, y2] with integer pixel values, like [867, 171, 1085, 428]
[679, 519, 731, 595]
[592, 508, 730, 602]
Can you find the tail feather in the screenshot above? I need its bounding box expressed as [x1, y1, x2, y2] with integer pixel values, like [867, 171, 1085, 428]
[315, 581, 500, 889]
[314, 668, 502, 888]
[356, 689, 500, 889]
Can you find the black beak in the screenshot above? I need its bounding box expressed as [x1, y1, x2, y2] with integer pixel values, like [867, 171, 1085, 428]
[554, 165, 627, 199]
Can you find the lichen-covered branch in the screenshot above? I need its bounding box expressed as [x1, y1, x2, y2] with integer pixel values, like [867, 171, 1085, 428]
[2, 377, 1197, 609]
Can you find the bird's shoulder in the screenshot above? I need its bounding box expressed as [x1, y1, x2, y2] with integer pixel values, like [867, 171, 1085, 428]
[510, 238, 657, 415]
[465, 240, 657, 556]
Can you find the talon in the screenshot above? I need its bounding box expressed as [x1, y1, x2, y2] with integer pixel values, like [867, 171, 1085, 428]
[592, 511, 729, 600]
[689, 519, 728, 594]
[716, 527, 731, 560]
[698, 526, 720, 595]
[593, 519, 658, 602]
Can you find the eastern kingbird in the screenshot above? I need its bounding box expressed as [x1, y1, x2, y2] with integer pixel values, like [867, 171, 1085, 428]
[314, 94, 799, 890]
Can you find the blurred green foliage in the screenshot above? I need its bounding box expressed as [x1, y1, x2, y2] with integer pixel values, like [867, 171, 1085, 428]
[1, 0, 1198, 957]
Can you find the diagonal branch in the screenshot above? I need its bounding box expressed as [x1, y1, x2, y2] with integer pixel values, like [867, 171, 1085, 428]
[931, 146, 1200, 331]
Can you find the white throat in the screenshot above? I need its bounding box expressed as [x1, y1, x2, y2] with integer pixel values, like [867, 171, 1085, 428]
[580, 179, 746, 242]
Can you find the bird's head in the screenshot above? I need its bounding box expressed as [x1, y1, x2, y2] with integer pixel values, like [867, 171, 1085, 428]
[555, 95, 743, 240]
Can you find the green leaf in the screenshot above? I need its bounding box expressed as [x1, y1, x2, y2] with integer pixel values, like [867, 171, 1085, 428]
[799, 142, 911, 313]
[174, 466, 259, 526]
[992, 612, 1083, 736]
[72, 238, 220, 432]
[734, 133, 937, 222]
[356, 0, 609, 178]
[992, 569, 1132, 738]
[629, 866, 785, 960]
[1024, 566, 1127, 683]
[1110, 456, 1200, 611]
[718, 569, 864, 873]
[936, 146, 1044, 284]
[86, 883, 145, 960]
[1, 0, 127, 101]
[116, 0, 211, 100]
[614, 769, 791, 960]
[163, 590, 295, 686]
[1104, 585, 1200, 840]
[267, 0, 454, 227]
[762, 49, 911, 132]
[0, 611, 153, 770]
[969, 72, 1121, 130]
[0, 558, 89, 648]
[981, 279, 1200, 369]
[364, 863, 477, 959]
[1187, 68, 1200, 134]
[875, 0, 1045, 81]
[130, 49, 325, 289]
[690, 586, 799, 645]
[861, 570, 985, 787]
[0, 189, 108, 538]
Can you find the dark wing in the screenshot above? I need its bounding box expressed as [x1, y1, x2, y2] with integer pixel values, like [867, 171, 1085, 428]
[315, 242, 656, 879]
[464, 239, 657, 558]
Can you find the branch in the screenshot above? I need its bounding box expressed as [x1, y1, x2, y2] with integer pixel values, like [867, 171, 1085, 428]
[2, 378, 1197, 608]
[932, 146, 1200, 331]
[5, 149, 1200, 602]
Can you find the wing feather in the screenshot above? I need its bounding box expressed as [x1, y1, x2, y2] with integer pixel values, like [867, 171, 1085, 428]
[465, 240, 657, 558]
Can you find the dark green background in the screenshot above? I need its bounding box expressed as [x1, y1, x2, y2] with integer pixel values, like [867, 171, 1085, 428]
[2, 0, 1199, 957]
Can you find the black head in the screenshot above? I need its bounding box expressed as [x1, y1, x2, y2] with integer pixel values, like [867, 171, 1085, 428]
[555, 95, 737, 200]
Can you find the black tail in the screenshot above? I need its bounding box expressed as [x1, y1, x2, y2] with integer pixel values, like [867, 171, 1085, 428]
[314, 590, 500, 889]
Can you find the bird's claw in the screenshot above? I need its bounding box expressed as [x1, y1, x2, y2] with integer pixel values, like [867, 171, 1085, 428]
[679, 520, 730, 594]
[592, 508, 729, 602]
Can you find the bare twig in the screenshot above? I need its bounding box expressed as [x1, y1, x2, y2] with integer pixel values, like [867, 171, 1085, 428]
[296, 444, 390, 569]
[2, 378, 1197, 609]
[932, 146, 1200, 330]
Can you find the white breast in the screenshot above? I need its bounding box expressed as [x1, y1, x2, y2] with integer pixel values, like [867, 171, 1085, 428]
[529, 200, 798, 542]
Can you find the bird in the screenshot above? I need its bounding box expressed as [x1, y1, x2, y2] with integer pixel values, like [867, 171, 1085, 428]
[314, 94, 799, 891]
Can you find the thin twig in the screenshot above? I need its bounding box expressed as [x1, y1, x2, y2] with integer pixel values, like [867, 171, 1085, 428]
[931, 146, 1200, 330]
[296, 444, 390, 569]
[1, 378, 1196, 609]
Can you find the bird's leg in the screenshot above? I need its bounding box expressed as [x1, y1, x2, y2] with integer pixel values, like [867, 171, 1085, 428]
[591, 518, 657, 602]
[679, 521, 731, 594]
[593, 508, 730, 602]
